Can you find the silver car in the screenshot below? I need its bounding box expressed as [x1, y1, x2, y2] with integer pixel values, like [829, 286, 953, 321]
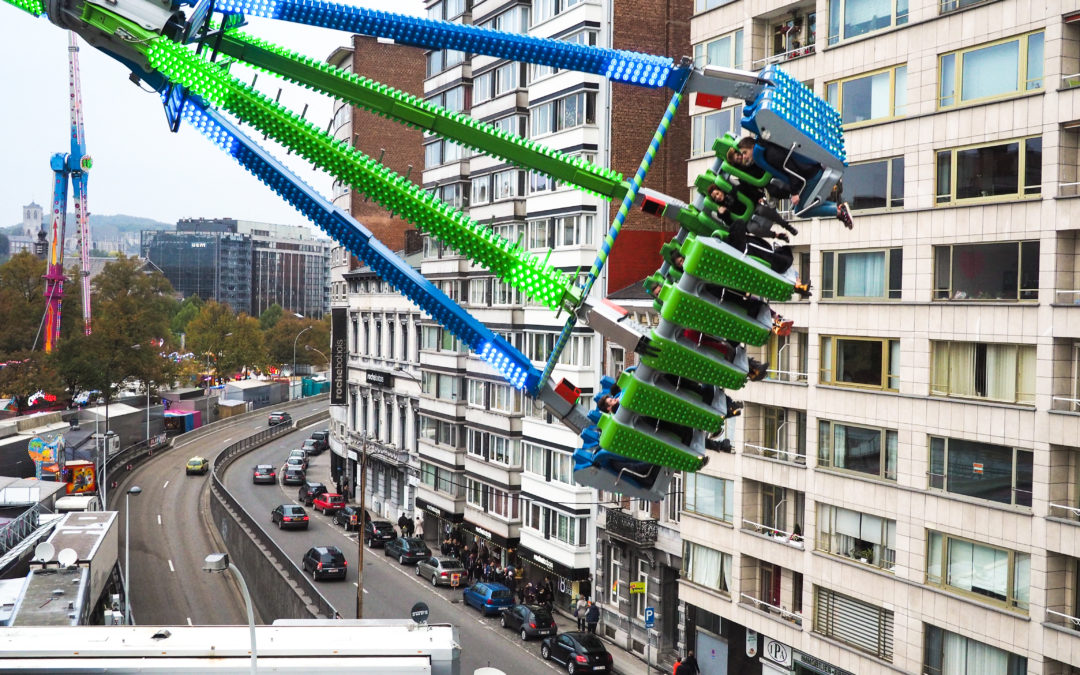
[415, 555, 466, 587]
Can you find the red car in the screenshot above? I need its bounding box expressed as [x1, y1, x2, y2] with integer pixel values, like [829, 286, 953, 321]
[312, 493, 346, 514]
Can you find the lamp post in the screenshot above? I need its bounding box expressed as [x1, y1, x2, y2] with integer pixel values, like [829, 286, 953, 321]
[204, 553, 257, 674]
[305, 344, 330, 371]
[293, 325, 314, 399]
[131, 344, 151, 444]
[356, 433, 368, 619]
[124, 485, 142, 624]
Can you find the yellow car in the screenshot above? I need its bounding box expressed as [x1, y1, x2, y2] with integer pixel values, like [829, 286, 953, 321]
[186, 457, 209, 475]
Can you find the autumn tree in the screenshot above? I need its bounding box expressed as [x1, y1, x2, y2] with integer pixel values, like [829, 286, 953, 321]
[258, 303, 283, 331]
[0, 252, 46, 352]
[0, 350, 63, 415]
[264, 315, 329, 373]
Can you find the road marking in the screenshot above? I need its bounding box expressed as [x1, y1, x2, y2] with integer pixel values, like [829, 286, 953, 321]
[222, 437, 233, 443]
[186, 617, 193, 626]
[157, 514, 162, 526]
[162, 480, 169, 489]
[168, 559, 175, 573]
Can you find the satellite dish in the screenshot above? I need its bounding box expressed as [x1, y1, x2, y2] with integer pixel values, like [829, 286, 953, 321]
[57, 548, 78, 568]
[33, 542, 55, 563]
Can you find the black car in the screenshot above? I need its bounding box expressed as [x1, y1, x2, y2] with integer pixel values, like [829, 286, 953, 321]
[301, 545, 347, 581]
[268, 411, 292, 426]
[500, 604, 558, 641]
[282, 466, 306, 485]
[300, 438, 320, 456]
[363, 520, 396, 546]
[541, 632, 613, 674]
[333, 505, 364, 530]
[271, 504, 309, 530]
[384, 536, 430, 565]
[298, 481, 328, 506]
[309, 430, 329, 453]
[252, 464, 277, 484]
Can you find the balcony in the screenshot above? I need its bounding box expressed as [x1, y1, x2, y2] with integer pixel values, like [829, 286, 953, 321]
[739, 593, 803, 627]
[741, 519, 805, 550]
[604, 508, 658, 546]
[743, 444, 806, 466]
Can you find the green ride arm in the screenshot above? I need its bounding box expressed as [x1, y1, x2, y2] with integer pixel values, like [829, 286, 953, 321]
[216, 31, 629, 202]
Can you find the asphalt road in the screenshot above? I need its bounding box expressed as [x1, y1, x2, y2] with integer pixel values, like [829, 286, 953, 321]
[225, 420, 570, 675]
[119, 399, 329, 626]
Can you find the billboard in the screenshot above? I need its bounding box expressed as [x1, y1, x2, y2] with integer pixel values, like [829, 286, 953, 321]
[331, 307, 348, 406]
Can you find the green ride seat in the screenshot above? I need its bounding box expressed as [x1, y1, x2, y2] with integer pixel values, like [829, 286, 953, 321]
[694, 172, 754, 222]
[573, 463, 673, 502]
[676, 206, 730, 239]
[640, 329, 750, 390]
[657, 280, 772, 348]
[712, 133, 773, 189]
[597, 413, 704, 473]
[681, 235, 795, 302]
[615, 369, 727, 434]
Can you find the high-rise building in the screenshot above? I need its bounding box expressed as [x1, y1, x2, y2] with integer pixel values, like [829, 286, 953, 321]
[679, 2, 1080, 675]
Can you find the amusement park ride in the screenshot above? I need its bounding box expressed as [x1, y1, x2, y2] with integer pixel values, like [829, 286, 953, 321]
[3, 0, 848, 501]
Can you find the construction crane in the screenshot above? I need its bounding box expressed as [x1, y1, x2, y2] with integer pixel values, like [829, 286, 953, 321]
[41, 30, 93, 353]
[3, 0, 848, 501]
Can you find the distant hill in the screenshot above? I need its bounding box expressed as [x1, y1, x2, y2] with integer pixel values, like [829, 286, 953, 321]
[6, 213, 173, 234]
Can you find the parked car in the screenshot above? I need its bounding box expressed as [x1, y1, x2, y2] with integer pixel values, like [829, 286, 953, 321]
[252, 464, 277, 484]
[300, 545, 347, 581]
[540, 631, 613, 674]
[281, 466, 306, 485]
[268, 411, 292, 426]
[309, 430, 329, 452]
[185, 456, 209, 475]
[271, 504, 309, 530]
[312, 493, 345, 514]
[461, 582, 514, 616]
[286, 451, 307, 470]
[333, 505, 364, 530]
[500, 604, 558, 641]
[298, 481, 328, 506]
[300, 438, 320, 456]
[384, 537, 430, 565]
[363, 520, 396, 547]
[415, 556, 465, 587]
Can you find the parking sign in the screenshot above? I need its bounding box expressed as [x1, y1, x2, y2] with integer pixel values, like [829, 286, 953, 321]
[644, 607, 655, 628]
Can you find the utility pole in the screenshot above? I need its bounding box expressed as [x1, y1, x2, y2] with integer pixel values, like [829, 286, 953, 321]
[356, 434, 367, 619]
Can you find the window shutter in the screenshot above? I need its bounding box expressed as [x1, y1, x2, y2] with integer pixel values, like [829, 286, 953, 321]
[814, 586, 894, 661]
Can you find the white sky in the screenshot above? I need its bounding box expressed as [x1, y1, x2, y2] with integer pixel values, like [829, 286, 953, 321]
[0, 1, 423, 230]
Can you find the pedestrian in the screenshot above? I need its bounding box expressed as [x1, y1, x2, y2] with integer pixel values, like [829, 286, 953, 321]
[575, 595, 588, 631]
[415, 516, 424, 539]
[585, 602, 600, 634]
[524, 581, 535, 605]
[404, 518, 415, 537]
[675, 650, 699, 675]
[398, 512, 409, 537]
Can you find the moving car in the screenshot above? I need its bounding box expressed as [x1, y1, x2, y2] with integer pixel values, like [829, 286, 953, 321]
[186, 457, 209, 475]
[461, 582, 514, 616]
[252, 464, 277, 484]
[312, 493, 346, 515]
[309, 430, 329, 452]
[298, 481, 328, 506]
[268, 411, 292, 426]
[281, 466, 306, 485]
[500, 604, 558, 641]
[540, 632, 613, 674]
[384, 537, 430, 565]
[363, 520, 396, 547]
[300, 545, 347, 581]
[333, 505, 364, 530]
[415, 556, 465, 587]
[271, 504, 309, 530]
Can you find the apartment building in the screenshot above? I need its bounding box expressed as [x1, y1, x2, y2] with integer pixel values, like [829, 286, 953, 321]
[680, 1, 1080, 674]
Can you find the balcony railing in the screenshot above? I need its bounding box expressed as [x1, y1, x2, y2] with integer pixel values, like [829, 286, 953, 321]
[1064, 73, 1080, 90]
[739, 593, 803, 626]
[605, 508, 658, 545]
[1049, 503, 1080, 521]
[1060, 182, 1080, 199]
[741, 518, 804, 549]
[1047, 608, 1080, 630]
[751, 43, 816, 69]
[744, 444, 806, 466]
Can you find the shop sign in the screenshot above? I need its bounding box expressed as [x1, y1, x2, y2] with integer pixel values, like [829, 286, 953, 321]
[745, 629, 758, 658]
[794, 652, 855, 675]
[426, 504, 440, 516]
[366, 370, 393, 388]
[330, 308, 347, 405]
[763, 638, 792, 667]
[629, 581, 646, 594]
[475, 526, 492, 539]
[533, 554, 554, 570]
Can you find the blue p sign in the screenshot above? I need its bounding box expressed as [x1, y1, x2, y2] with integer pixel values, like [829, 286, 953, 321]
[644, 607, 655, 628]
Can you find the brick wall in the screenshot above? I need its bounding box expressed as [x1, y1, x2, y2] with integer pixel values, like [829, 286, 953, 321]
[348, 35, 426, 255]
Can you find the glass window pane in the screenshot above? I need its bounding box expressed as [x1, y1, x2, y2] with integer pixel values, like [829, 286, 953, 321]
[961, 40, 1020, 102]
[1025, 32, 1044, 90]
[947, 242, 1021, 300]
[837, 251, 886, 297]
[846, 160, 888, 210]
[936, 151, 952, 203]
[835, 339, 883, 387]
[940, 54, 956, 107]
[844, 0, 893, 40]
[1024, 137, 1042, 196]
[955, 143, 1019, 200]
[889, 157, 905, 208]
[893, 66, 907, 116]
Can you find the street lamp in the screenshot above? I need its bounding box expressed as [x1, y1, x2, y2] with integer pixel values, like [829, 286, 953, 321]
[124, 485, 142, 625]
[293, 325, 314, 398]
[131, 344, 151, 444]
[203, 553, 257, 674]
[305, 344, 330, 371]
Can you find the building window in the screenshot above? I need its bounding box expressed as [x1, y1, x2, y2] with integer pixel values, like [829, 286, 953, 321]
[819, 336, 899, 390]
[683, 473, 734, 523]
[845, 157, 904, 211]
[929, 437, 1033, 507]
[814, 586, 894, 661]
[523, 442, 545, 477]
[466, 379, 486, 408]
[681, 541, 732, 594]
[821, 248, 902, 300]
[818, 421, 898, 480]
[690, 104, 743, 157]
[492, 280, 521, 306]
[530, 92, 596, 136]
[816, 503, 896, 570]
[557, 334, 593, 368]
[531, 0, 584, 27]
[923, 624, 1027, 675]
[552, 450, 573, 483]
[528, 171, 557, 195]
[554, 214, 595, 248]
[827, 0, 909, 45]
[694, 0, 735, 12]
[930, 341, 1036, 404]
[418, 415, 457, 446]
[471, 175, 490, 205]
[936, 137, 1041, 204]
[480, 5, 528, 33]
[692, 30, 743, 69]
[926, 531, 1030, 612]
[939, 31, 1044, 108]
[420, 461, 463, 497]
[933, 241, 1039, 301]
[468, 278, 490, 307]
[527, 220, 551, 250]
[492, 169, 522, 201]
[826, 65, 907, 125]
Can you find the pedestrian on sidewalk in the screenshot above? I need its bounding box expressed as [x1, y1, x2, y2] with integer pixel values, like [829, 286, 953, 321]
[675, 651, 699, 675]
[575, 595, 588, 631]
[585, 601, 599, 634]
[398, 512, 409, 537]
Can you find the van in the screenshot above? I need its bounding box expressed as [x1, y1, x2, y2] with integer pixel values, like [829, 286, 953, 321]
[54, 495, 103, 513]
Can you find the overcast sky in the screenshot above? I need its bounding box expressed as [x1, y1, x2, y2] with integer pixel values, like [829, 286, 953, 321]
[0, 1, 422, 230]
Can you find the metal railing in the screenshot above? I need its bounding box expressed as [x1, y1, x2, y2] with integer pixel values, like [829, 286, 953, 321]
[604, 508, 658, 545]
[0, 503, 54, 557]
[1063, 73, 1080, 89]
[741, 519, 804, 549]
[739, 593, 803, 626]
[743, 444, 806, 466]
[751, 43, 816, 69]
[1049, 503, 1080, 521]
[1060, 181, 1080, 198]
[1053, 396, 1080, 413]
[1047, 608, 1080, 630]
[1054, 290, 1080, 305]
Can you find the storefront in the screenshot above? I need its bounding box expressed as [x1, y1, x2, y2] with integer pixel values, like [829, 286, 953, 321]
[460, 521, 518, 568]
[416, 498, 463, 547]
[517, 545, 591, 612]
[757, 637, 855, 675]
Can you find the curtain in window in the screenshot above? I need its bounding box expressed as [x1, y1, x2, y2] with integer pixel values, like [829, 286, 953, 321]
[832, 424, 847, 469]
[932, 344, 950, 394]
[860, 513, 884, 545]
[947, 539, 975, 591]
[961, 633, 1009, 674]
[961, 41, 1019, 102]
[689, 543, 724, 590]
[1013, 554, 1030, 609]
[927, 532, 943, 584]
[840, 252, 885, 296]
[985, 344, 1017, 401]
[835, 507, 861, 538]
[948, 343, 977, 397]
[885, 430, 898, 479]
[971, 544, 1008, 600]
[870, 71, 891, 119]
[707, 36, 732, 67]
[1016, 346, 1036, 404]
[943, 632, 968, 674]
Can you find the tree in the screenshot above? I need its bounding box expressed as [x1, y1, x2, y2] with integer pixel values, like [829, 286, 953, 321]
[0, 252, 46, 352]
[0, 350, 63, 415]
[184, 300, 237, 380]
[219, 314, 268, 376]
[171, 295, 203, 339]
[258, 303, 284, 331]
[264, 315, 328, 371]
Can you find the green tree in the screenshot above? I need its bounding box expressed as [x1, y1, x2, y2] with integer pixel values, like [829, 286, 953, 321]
[0, 350, 63, 415]
[264, 315, 328, 372]
[171, 295, 203, 339]
[0, 252, 46, 352]
[184, 300, 238, 379]
[258, 303, 284, 331]
[220, 314, 268, 376]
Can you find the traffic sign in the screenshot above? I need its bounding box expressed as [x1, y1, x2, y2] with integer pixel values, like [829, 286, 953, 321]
[644, 607, 655, 628]
[410, 602, 430, 624]
[629, 581, 646, 594]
